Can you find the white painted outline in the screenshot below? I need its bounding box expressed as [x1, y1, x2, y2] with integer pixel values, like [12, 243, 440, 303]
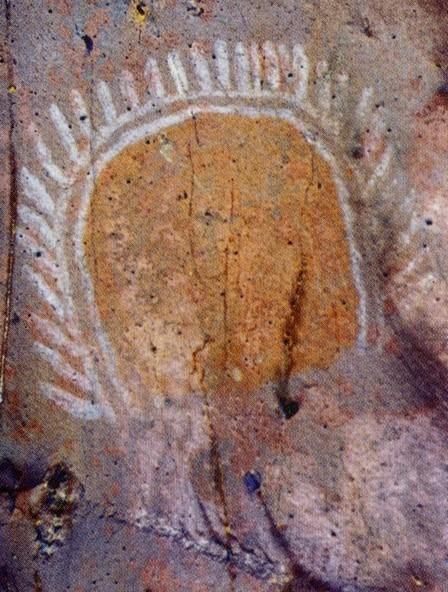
[16, 39, 393, 419]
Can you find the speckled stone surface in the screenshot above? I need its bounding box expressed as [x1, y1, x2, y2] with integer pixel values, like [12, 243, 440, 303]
[1, 1, 448, 591]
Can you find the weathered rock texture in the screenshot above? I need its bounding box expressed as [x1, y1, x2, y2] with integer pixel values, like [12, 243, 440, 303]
[1, 1, 448, 591]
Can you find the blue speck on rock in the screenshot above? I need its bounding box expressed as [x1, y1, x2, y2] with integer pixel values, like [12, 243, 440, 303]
[243, 470, 262, 494]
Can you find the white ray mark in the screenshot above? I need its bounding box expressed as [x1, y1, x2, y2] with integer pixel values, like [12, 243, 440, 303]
[366, 145, 392, 193]
[18, 204, 55, 248]
[49, 104, 80, 164]
[17, 220, 56, 253]
[167, 52, 189, 96]
[33, 133, 71, 186]
[144, 57, 166, 97]
[120, 70, 140, 110]
[214, 40, 231, 90]
[190, 46, 213, 94]
[35, 342, 91, 392]
[234, 42, 251, 93]
[41, 383, 110, 420]
[26, 245, 60, 278]
[24, 265, 64, 315]
[250, 43, 262, 93]
[96, 80, 117, 126]
[316, 61, 331, 115]
[356, 87, 373, 125]
[17, 232, 52, 260]
[278, 43, 292, 84]
[292, 44, 309, 102]
[33, 315, 83, 357]
[368, 111, 386, 146]
[21, 167, 54, 217]
[71, 89, 91, 138]
[263, 41, 280, 90]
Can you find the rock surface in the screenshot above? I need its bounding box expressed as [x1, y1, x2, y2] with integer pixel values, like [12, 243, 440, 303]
[0, 1, 447, 591]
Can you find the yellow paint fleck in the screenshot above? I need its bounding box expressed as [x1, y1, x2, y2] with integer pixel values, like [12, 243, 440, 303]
[412, 575, 424, 587]
[7, 85, 16, 94]
[159, 136, 175, 162]
[129, 0, 149, 26]
[231, 367, 243, 382]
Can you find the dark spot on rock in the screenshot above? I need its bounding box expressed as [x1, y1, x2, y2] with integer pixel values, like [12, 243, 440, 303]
[186, 0, 205, 16]
[81, 34, 93, 54]
[425, 218, 433, 225]
[351, 145, 364, 159]
[362, 18, 374, 37]
[46, 463, 70, 490]
[30, 463, 82, 556]
[11, 312, 20, 324]
[136, 1, 146, 16]
[243, 470, 262, 493]
[279, 397, 300, 419]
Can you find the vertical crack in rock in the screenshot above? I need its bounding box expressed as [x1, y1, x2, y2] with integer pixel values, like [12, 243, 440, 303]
[188, 128, 237, 590]
[275, 153, 314, 419]
[222, 179, 235, 375]
[187, 141, 203, 290]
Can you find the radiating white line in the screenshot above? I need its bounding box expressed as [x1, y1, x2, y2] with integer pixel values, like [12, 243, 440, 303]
[34, 133, 71, 186]
[356, 87, 373, 125]
[278, 44, 292, 83]
[24, 265, 64, 315]
[263, 41, 280, 89]
[41, 382, 108, 420]
[292, 44, 309, 102]
[144, 57, 166, 97]
[316, 61, 331, 115]
[71, 89, 92, 139]
[49, 104, 80, 163]
[21, 166, 54, 217]
[234, 42, 251, 93]
[18, 204, 55, 248]
[120, 70, 140, 109]
[214, 40, 231, 90]
[36, 342, 91, 392]
[167, 52, 189, 96]
[33, 315, 84, 357]
[250, 43, 262, 93]
[16, 225, 56, 255]
[190, 46, 213, 94]
[16, 232, 51, 258]
[29, 249, 60, 279]
[368, 110, 386, 139]
[366, 145, 392, 192]
[96, 80, 117, 125]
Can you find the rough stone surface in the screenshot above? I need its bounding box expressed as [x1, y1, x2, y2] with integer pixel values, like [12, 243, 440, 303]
[1, 1, 448, 591]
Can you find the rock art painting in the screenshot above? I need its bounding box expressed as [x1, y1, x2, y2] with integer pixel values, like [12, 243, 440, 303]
[1, 3, 447, 591]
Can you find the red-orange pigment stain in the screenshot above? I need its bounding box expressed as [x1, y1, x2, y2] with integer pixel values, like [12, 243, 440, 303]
[85, 113, 358, 401]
